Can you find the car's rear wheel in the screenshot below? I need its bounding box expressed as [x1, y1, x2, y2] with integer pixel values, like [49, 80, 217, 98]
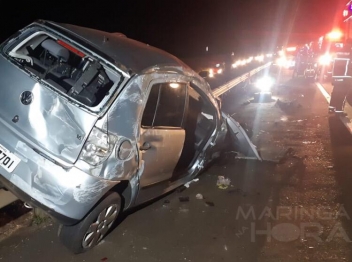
[58, 192, 121, 254]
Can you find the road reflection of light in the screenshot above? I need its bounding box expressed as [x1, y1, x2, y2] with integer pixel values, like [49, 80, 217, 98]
[280, 116, 288, 122]
[28, 83, 48, 140]
[242, 82, 266, 191]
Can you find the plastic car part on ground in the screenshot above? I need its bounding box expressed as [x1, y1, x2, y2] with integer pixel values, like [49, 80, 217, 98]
[216, 176, 231, 189]
[195, 193, 204, 200]
[184, 178, 199, 188]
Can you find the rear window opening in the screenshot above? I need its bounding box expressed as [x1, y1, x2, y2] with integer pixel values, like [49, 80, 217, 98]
[7, 32, 118, 108]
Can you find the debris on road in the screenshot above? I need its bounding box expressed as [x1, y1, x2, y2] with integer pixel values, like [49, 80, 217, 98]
[276, 99, 302, 113]
[184, 178, 199, 188]
[278, 148, 295, 164]
[196, 194, 204, 200]
[179, 196, 190, 202]
[292, 119, 305, 123]
[217, 176, 231, 189]
[205, 201, 215, 207]
[302, 141, 317, 144]
[242, 100, 251, 106]
[176, 186, 187, 193]
[179, 208, 189, 213]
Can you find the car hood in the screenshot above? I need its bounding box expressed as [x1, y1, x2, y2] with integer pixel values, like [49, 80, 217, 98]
[0, 56, 97, 164]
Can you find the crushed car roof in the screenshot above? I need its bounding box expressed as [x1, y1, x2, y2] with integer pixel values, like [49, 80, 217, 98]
[37, 20, 188, 74]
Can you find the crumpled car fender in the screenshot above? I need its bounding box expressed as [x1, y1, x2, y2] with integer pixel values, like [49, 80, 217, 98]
[222, 112, 262, 160]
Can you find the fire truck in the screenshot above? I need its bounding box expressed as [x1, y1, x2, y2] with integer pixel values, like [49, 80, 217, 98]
[327, 1, 352, 114]
[343, 1, 352, 39]
[313, 30, 345, 80]
[292, 44, 317, 80]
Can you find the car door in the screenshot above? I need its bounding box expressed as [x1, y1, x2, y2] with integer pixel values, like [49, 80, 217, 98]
[139, 82, 187, 188]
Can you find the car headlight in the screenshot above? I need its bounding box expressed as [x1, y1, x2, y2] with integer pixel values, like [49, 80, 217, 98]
[255, 76, 275, 92]
[319, 54, 332, 66]
[276, 57, 286, 67]
[79, 127, 117, 166]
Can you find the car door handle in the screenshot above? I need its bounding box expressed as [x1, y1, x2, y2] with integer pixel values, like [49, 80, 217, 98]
[140, 142, 151, 151]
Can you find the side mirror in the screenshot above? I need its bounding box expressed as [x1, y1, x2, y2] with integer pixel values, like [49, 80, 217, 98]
[199, 71, 209, 78]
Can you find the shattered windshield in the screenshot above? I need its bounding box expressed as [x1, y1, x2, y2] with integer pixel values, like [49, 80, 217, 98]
[3, 30, 121, 109]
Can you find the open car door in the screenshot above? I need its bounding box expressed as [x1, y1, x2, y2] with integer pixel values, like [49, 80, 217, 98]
[136, 82, 187, 203]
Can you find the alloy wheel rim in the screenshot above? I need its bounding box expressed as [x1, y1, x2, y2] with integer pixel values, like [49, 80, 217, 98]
[82, 204, 118, 248]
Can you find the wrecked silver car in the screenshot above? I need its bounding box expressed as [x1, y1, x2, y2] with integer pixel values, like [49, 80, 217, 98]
[0, 20, 260, 253]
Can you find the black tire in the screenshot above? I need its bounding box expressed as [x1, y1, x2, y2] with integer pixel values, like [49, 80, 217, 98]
[58, 192, 121, 254]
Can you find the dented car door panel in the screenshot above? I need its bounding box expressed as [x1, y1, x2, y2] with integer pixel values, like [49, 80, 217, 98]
[0, 56, 97, 164]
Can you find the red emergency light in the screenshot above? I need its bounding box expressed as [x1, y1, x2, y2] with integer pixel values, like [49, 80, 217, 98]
[286, 47, 297, 52]
[327, 30, 344, 40]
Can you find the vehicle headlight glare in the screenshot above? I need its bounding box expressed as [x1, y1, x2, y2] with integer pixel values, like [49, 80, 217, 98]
[319, 54, 332, 66]
[256, 77, 274, 92]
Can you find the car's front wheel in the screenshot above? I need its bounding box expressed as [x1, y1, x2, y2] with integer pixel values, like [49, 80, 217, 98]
[58, 192, 121, 254]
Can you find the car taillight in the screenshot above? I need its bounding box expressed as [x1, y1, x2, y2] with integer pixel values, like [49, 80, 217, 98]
[79, 127, 117, 166]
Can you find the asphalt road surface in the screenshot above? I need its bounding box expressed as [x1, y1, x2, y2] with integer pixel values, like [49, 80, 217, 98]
[1, 67, 352, 261]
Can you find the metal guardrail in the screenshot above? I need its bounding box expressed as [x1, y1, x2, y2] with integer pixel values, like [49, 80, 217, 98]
[212, 62, 272, 97]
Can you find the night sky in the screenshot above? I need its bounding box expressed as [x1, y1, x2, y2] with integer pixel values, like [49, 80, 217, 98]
[0, 0, 347, 58]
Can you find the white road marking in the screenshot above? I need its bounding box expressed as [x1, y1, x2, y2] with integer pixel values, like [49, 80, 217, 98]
[316, 82, 352, 134]
[315, 82, 331, 103]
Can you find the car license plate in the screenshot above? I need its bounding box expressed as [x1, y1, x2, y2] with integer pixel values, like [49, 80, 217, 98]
[0, 144, 20, 173]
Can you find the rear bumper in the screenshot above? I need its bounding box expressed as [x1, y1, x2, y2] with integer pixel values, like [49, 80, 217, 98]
[0, 176, 78, 225]
[0, 121, 115, 225]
